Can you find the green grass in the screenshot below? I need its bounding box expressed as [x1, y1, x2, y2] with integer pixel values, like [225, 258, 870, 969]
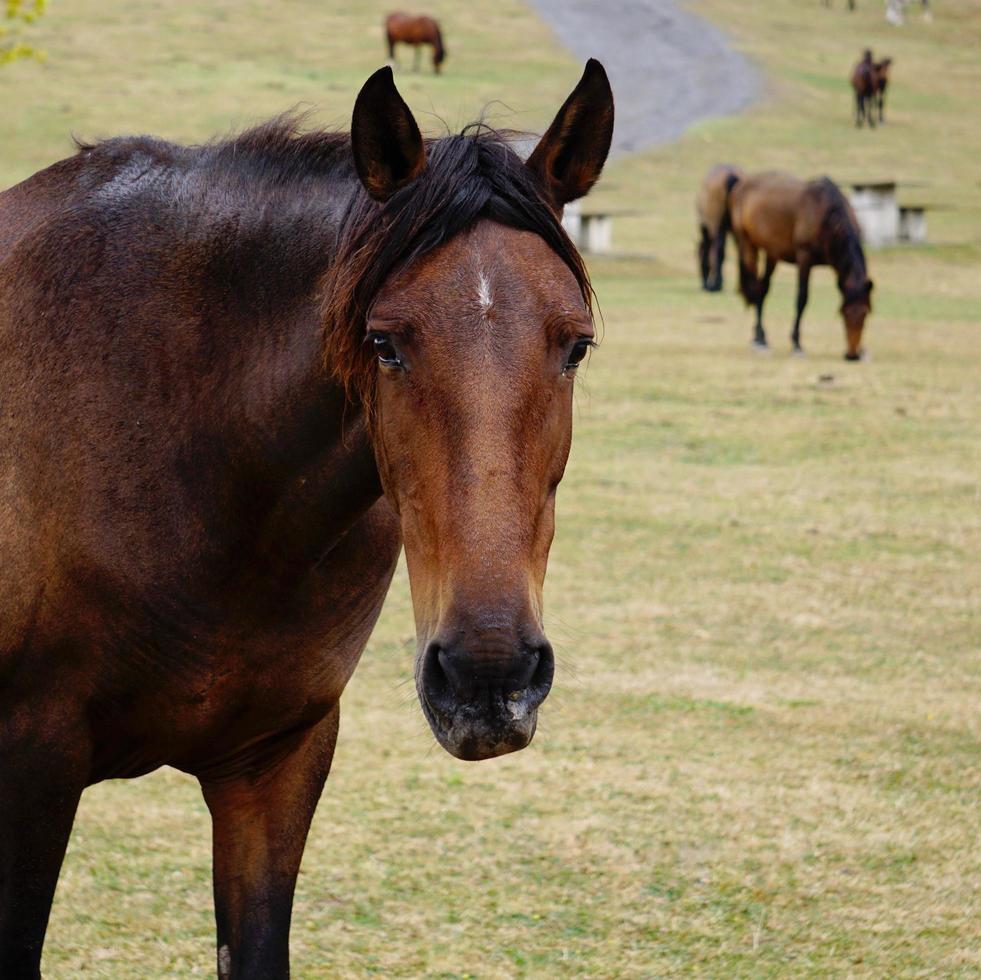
[5, 0, 979, 976]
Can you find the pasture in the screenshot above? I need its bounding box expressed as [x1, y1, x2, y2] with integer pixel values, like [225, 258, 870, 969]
[3, 0, 978, 975]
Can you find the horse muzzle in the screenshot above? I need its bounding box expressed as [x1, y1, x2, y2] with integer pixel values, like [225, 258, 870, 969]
[416, 632, 554, 761]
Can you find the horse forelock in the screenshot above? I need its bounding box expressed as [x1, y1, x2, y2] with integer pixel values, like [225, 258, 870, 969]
[319, 126, 593, 410]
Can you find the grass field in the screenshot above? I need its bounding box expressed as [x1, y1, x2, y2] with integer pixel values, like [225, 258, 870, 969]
[4, 0, 979, 976]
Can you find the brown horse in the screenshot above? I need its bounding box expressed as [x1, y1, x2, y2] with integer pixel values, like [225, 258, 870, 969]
[729, 171, 873, 359]
[0, 60, 613, 977]
[697, 163, 743, 292]
[874, 57, 893, 122]
[851, 49, 878, 128]
[385, 11, 446, 73]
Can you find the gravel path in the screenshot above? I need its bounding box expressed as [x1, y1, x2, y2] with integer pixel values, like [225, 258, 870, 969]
[525, 0, 759, 155]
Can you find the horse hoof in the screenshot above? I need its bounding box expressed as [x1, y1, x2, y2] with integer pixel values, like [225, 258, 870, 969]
[844, 350, 867, 362]
[751, 341, 770, 354]
[792, 346, 806, 358]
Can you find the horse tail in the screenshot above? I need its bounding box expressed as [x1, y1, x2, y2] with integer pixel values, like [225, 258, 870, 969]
[720, 169, 741, 237]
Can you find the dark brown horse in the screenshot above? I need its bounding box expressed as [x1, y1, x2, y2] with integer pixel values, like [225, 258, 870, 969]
[385, 11, 446, 73]
[697, 163, 743, 292]
[851, 49, 878, 127]
[0, 60, 613, 978]
[874, 57, 893, 122]
[729, 171, 873, 359]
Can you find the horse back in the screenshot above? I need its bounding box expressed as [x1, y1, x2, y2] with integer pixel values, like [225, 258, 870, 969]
[729, 172, 805, 261]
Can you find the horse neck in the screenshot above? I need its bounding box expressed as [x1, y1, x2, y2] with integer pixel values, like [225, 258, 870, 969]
[190, 175, 383, 561]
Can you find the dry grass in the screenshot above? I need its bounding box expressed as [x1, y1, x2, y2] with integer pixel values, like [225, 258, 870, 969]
[4, 0, 978, 976]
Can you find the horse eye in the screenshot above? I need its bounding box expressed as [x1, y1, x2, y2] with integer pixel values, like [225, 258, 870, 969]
[371, 334, 402, 368]
[564, 338, 594, 373]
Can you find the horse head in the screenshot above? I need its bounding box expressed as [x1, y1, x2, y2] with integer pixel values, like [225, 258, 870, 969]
[336, 61, 613, 759]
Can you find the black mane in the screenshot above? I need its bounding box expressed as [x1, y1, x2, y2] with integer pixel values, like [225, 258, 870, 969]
[72, 116, 592, 401]
[321, 123, 592, 403]
[809, 177, 868, 298]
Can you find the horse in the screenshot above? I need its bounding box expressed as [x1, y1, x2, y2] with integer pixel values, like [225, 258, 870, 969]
[886, 0, 931, 25]
[0, 59, 614, 978]
[728, 171, 873, 359]
[874, 57, 893, 122]
[697, 163, 743, 292]
[851, 49, 878, 127]
[821, 0, 856, 10]
[385, 11, 446, 73]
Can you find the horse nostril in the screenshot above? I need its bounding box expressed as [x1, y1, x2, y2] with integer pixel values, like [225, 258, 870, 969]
[421, 640, 456, 709]
[528, 640, 554, 695]
[506, 639, 553, 710]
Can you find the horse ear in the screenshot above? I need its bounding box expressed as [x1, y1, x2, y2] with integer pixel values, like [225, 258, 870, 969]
[527, 59, 614, 209]
[351, 66, 426, 202]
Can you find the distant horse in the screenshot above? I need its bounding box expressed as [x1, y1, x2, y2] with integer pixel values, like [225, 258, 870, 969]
[729, 172, 873, 359]
[696, 163, 743, 291]
[0, 60, 614, 977]
[874, 57, 893, 122]
[821, 0, 856, 9]
[851, 49, 878, 127]
[886, 0, 931, 25]
[385, 11, 446, 73]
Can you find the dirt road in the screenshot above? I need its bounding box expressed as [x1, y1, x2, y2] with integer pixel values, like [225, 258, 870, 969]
[525, 0, 759, 155]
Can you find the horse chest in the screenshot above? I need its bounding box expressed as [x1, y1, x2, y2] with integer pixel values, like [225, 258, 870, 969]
[89, 502, 402, 778]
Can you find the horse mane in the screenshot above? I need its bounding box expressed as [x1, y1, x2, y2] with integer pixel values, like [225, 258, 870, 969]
[320, 124, 593, 407]
[204, 116, 352, 186]
[809, 176, 867, 294]
[70, 117, 591, 409]
[73, 114, 353, 194]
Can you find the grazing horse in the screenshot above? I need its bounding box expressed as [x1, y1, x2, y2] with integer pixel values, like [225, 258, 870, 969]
[0, 60, 614, 978]
[851, 49, 878, 127]
[697, 163, 743, 292]
[385, 11, 446, 73]
[874, 57, 893, 122]
[729, 171, 873, 359]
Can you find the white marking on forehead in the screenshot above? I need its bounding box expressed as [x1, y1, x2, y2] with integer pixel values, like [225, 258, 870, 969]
[476, 268, 493, 314]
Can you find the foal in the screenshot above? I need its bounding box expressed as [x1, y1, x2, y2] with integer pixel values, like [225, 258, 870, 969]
[874, 57, 893, 122]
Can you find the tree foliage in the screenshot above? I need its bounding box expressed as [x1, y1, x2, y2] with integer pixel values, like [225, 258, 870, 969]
[1, 0, 46, 65]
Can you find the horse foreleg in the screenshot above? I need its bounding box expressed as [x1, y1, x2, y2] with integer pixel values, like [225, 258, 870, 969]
[200, 707, 340, 980]
[0, 721, 87, 978]
[792, 259, 812, 353]
[413, 45, 421, 72]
